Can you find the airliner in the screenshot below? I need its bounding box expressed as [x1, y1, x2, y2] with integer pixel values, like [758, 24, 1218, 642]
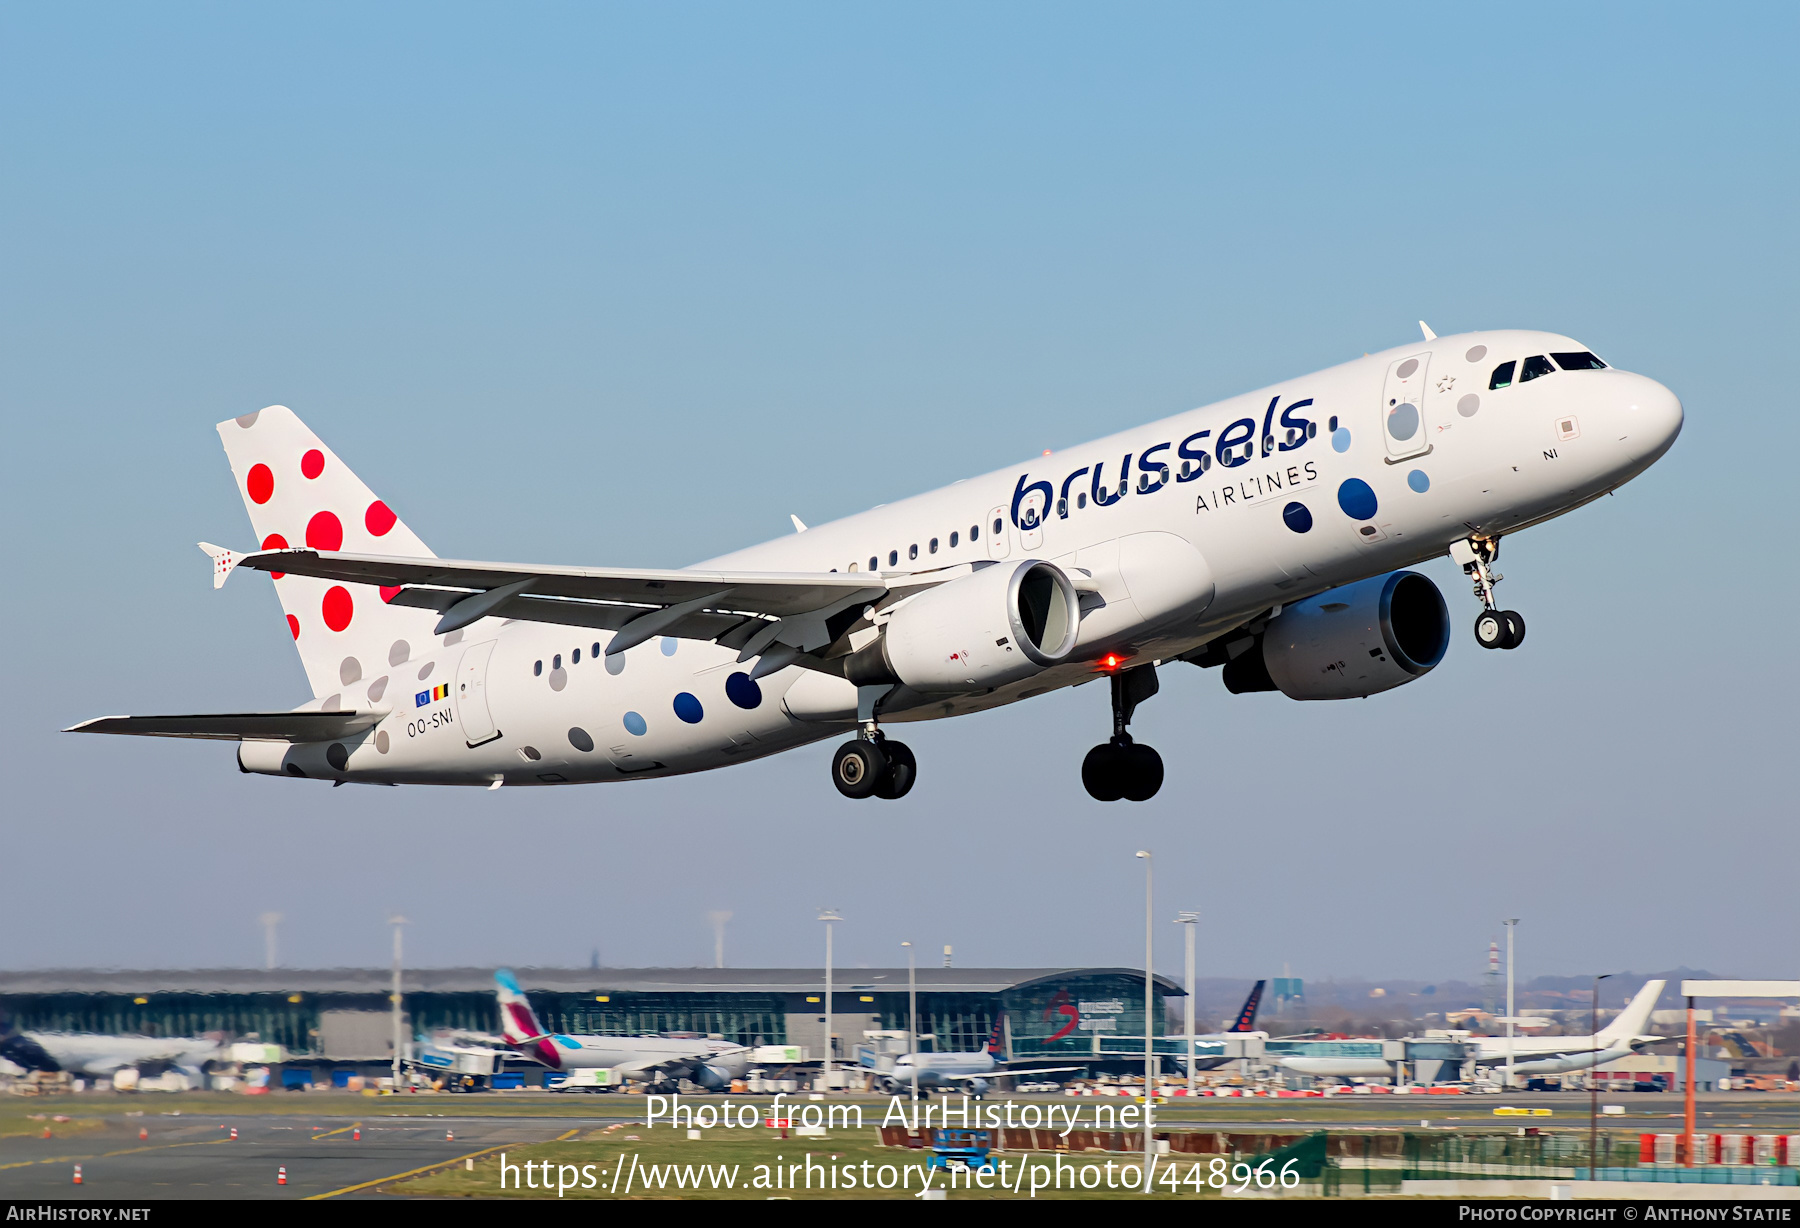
[882, 1019, 1083, 1096]
[1184, 979, 1268, 1072]
[69, 326, 1682, 801]
[0, 1013, 220, 1081]
[1278, 979, 1666, 1081]
[491, 970, 749, 1091]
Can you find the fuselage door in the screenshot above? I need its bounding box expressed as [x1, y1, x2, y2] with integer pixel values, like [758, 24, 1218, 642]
[455, 640, 501, 747]
[1016, 488, 1046, 552]
[986, 505, 1011, 560]
[1381, 353, 1432, 461]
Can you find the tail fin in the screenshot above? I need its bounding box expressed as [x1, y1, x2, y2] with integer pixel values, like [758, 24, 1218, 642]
[494, 970, 561, 1069]
[1596, 979, 1665, 1046]
[985, 1016, 1005, 1056]
[1230, 981, 1266, 1032]
[216, 406, 442, 701]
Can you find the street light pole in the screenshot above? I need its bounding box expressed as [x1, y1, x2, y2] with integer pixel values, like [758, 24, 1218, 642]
[902, 940, 919, 1104]
[1590, 973, 1612, 1180]
[819, 910, 841, 1092]
[387, 915, 407, 1092]
[1135, 851, 1154, 1191]
[1503, 918, 1519, 1089]
[1175, 912, 1198, 1095]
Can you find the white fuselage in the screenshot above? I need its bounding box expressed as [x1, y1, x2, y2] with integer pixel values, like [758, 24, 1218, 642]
[890, 1049, 1002, 1088]
[273, 329, 1681, 785]
[25, 1033, 221, 1077]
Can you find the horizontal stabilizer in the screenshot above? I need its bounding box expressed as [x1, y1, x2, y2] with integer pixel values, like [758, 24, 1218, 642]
[65, 711, 382, 742]
[197, 542, 241, 590]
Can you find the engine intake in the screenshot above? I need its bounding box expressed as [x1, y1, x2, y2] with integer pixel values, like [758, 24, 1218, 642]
[867, 560, 1080, 693]
[1233, 571, 1450, 701]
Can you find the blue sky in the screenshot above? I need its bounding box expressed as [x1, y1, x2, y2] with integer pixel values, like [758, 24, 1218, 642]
[3, 3, 1794, 981]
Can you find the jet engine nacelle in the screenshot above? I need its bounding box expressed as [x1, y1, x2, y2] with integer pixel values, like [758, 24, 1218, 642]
[1234, 571, 1450, 700]
[869, 560, 1081, 693]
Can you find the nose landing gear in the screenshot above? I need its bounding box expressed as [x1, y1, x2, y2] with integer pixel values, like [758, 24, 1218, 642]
[1455, 536, 1526, 650]
[1082, 664, 1164, 802]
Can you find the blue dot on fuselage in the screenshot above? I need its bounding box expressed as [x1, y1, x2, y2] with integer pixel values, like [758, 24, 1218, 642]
[1337, 477, 1379, 521]
[1332, 427, 1352, 453]
[660, 637, 678, 656]
[725, 672, 763, 709]
[673, 692, 704, 724]
[1407, 469, 1430, 493]
[622, 711, 647, 736]
[1282, 501, 1313, 533]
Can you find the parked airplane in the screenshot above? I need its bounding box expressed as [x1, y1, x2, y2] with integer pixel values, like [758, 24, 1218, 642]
[70, 328, 1682, 801]
[1278, 979, 1666, 1081]
[0, 1013, 221, 1079]
[1185, 979, 1268, 1072]
[491, 970, 748, 1091]
[880, 1019, 1083, 1096]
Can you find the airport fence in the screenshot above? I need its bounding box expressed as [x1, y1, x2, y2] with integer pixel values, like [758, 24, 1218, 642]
[1321, 1132, 1637, 1194]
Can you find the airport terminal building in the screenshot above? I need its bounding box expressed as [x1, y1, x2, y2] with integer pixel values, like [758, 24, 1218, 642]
[0, 966, 1183, 1068]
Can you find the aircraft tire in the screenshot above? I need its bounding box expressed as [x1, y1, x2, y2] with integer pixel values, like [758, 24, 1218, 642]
[1119, 743, 1164, 802]
[1474, 610, 1508, 649]
[874, 740, 917, 800]
[1082, 743, 1126, 802]
[832, 739, 888, 799]
[1500, 610, 1526, 649]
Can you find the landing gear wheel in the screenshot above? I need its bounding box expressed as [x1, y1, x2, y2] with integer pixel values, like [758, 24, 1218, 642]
[1500, 610, 1526, 650]
[1119, 743, 1164, 802]
[832, 739, 888, 799]
[1474, 610, 1508, 649]
[1082, 743, 1125, 802]
[874, 740, 916, 799]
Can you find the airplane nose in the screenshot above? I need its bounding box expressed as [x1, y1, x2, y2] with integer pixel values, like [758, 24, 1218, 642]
[1617, 372, 1683, 462]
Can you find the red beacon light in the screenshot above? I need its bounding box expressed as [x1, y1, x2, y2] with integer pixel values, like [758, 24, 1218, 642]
[1095, 653, 1124, 673]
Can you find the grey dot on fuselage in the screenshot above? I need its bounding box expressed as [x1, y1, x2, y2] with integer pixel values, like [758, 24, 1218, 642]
[388, 640, 410, 667]
[339, 657, 362, 685]
[322, 694, 341, 712]
[367, 676, 388, 702]
[376, 730, 390, 754]
[549, 667, 568, 692]
[568, 727, 595, 753]
[236, 411, 260, 428]
[1396, 358, 1419, 378]
[442, 630, 464, 647]
[1458, 394, 1480, 418]
[1465, 345, 1488, 363]
[605, 653, 626, 676]
[417, 661, 434, 681]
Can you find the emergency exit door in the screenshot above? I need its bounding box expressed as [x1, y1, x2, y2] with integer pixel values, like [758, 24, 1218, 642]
[455, 640, 501, 746]
[1380, 353, 1432, 461]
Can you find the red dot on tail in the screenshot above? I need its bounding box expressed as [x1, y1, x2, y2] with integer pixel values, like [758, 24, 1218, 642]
[380, 585, 402, 603]
[306, 511, 344, 552]
[287, 614, 300, 640]
[301, 449, 325, 479]
[247, 464, 274, 504]
[321, 586, 354, 632]
[261, 534, 288, 579]
[365, 500, 398, 537]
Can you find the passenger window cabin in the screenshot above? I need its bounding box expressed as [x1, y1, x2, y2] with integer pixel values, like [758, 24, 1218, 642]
[970, 524, 979, 541]
[534, 660, 543, 677]
[929, 538, 938, 554]
[1489, 361, 1516, 390]
[909, 543, 918, 560]
[950, 530, 959, 547]
[888, 550, 898, 567]
[1520, 355, 1557, 383]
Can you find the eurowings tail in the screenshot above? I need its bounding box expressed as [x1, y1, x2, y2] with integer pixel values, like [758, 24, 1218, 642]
[494, 970, 562, 1069]
[1231, 981, 1267, 1032]
[215, 406, 440, 699]
[1596, 979, 1666, 1046]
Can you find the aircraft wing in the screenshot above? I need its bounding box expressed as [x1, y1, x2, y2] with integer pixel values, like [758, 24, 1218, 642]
[65, 711, 383, 742]
[226, 548, 894, 657]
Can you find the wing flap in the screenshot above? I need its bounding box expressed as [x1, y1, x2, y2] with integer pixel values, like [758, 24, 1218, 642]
[65, 712, 383, 742]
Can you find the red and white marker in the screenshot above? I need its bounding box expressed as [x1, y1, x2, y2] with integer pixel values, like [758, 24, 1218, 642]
[352, 1127, 361, 1141]
[42, 1127, 51, 1139]
[229, 1127, 238, 1139]
[446, 1130, 454, 1141]
[277, 1166, 287, 1185]
[139, 1128, 148, 1140]
[72, 1165, 82, 1185]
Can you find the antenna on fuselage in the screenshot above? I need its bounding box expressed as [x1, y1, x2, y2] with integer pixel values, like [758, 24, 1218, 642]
[1419, 320, 1437, 341]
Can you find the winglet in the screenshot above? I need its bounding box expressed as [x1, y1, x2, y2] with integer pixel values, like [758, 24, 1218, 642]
[198, 542, 240, 590]
[790, 514, 808, 533]
[1419, 320, 1437, 341]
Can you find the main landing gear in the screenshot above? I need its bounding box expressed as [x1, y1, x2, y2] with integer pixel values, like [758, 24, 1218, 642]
[1457, 535, 1526, 651]
[831, 692, 917, 800]
[1082, 664, 1164, 802]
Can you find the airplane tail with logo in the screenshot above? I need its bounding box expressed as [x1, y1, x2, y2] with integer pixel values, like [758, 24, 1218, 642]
[985, 1016, 1005, 1056]
[494, 970, 561, 1068]
[213, 405, 441, 700]
[1231, 981, 1267, 1032]
[1596, 979, 1665, 1047]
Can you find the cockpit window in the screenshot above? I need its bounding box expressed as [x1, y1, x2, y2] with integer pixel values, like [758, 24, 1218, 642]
[1551, 351, 1607, 371]
[1519, 355, 1557, 383]
[1489, 360, 1516, 390]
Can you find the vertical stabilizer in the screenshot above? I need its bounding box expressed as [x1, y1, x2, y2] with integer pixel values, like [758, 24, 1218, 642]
[216, 406, 442, 700]
[1597, 979, 1666, 1045]
[1231, 980, 1267, 1032]
[494, 970, 561, 1069]
[984, 1016, 1005, 1056]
